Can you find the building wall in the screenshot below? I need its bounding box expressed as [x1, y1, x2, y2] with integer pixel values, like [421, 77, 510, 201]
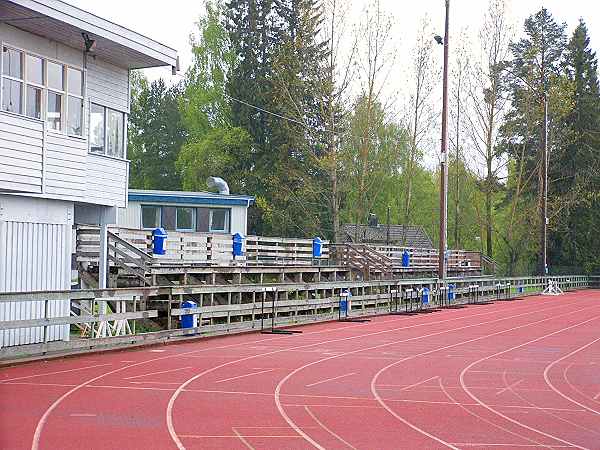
[0, 22, 129, 208]
[117, 201, 248, 235]
[0, 195, 73, 347]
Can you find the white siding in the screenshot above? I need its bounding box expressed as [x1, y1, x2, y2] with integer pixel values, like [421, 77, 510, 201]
[87, 58, 130, 113]
[45, 134, 87, 197]
[0, 112, 43, 193]
[0, 196, 72, 347]
[117, 202, 141, 229]
[0, 23, 131, 209]
[230, 205, 248, 235]
[85, 154, 128, 208]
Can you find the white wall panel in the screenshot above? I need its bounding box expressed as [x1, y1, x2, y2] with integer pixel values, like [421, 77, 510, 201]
[87, 58, 130, 113]
[0, 197, 73, 347]
[84, 154, 128, 208]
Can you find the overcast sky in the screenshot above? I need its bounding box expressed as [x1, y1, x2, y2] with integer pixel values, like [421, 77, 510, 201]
[69, 0, 600, 83]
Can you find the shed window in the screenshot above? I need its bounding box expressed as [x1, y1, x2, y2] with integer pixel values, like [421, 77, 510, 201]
[141, 206, 161, 229]
[209, 209, 230, 233]
[176, 207, 195, 231]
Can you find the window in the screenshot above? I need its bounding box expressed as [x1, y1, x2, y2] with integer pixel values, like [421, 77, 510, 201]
[90, 103, 105, 153]
[47, 91, 62, 131]
[176, 207, 195, 231]
[106, 108, 124, 157]
[26, 85, 42, 119]
[66, 68, 83, 136]
[2, 47, 23, 114]
[47, 61, 63, 90]
[1, 46, 85, 135]
[209, 209, 230, 233]
[90, 103, 125, 158]
[141, 206, 161, 229]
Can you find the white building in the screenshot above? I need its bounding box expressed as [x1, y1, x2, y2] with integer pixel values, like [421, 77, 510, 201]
[0, 0, 177, 346]
[118, 190, 255, 236]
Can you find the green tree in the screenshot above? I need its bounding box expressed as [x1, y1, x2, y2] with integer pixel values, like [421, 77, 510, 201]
[550, 20, 600, 272]
[177, 0, 253, 196]
[128, 74, 186, 190]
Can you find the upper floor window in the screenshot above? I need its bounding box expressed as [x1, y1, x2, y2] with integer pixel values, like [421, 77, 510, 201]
[90, 103, 125, 158]
[1, 46, 83, 137]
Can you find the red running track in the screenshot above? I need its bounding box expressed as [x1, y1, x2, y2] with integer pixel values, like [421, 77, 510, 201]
[2, 291, 600, 450]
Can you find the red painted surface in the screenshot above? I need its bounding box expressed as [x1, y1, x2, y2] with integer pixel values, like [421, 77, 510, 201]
[2, 291, 600, 450]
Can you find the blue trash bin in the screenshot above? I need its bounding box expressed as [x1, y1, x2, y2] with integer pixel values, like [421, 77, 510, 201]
[312, 237, 323, 258]
[233, 233, 245, 257]
[181, 300, 198, 329]
[152, 227, 167, 255]
[402, 250, 410, 267]
[517, 286, 524, 294]
[422, 287, 430, 304]
[448, 284, 456, 302]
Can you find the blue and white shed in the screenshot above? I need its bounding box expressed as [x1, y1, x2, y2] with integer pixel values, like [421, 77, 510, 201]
[118, 189, 255, 236]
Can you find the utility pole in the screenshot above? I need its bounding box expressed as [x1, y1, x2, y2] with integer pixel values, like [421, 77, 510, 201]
[438, 0, 450, 280]
[541, 93, 548, 275]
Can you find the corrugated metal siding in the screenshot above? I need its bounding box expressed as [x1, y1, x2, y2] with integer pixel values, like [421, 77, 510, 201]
[85, 154, 128, 208]
[87, 58, 130, 113]
[0, 112, 44, 193]
[0, 221, 71, 347]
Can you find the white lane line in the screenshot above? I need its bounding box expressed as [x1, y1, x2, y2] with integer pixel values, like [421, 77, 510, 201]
[450, 443, 571, 448]
[438, 377, 549, 448]
[377, 376, 439, 392]
[306, 372, 356, 388]
[180, 434, 303, 439]
[543, 335, 600, 417]
[371, 306, 600, 450]
[460, 316, 600, 450]
[305, 406, 358, 450]
[232, 428, 256, 450]
[123, 367, 192, 380]
[275, 300, 594, 450]
[502, 370, 600, 439]
[215, 368, 276, 384]
[0, 364, 112, 384]
[28, 316, 402, 450]
[594, 392, 600, 400]
[496, 378, 524, 396]
[166, 300, 563, 449]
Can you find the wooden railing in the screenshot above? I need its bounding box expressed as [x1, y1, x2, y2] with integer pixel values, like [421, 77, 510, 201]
[371, 245, 478, 269]
[330, 243, 393, 278]
[76, 226, 330, 267]
[1, 275, 590, 359]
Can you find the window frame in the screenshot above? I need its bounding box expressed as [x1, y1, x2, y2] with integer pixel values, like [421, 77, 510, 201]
[141, 205, 162, 230]
[209, 208, 231, 233]
[0, 42, 85, 137]
[89, 102, 126, 159]
[175, 207, 196, 232]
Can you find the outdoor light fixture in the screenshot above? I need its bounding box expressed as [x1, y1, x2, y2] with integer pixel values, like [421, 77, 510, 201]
[434, 35, 444, 45]
[82, 32, 96, 53]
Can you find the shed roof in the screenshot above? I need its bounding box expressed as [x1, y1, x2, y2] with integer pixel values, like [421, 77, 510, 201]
[128, 189, 255, 207]
[0, 0, 178, 69]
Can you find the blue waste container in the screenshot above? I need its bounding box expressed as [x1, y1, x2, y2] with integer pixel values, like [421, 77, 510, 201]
[233, 233, 245, 257]
[448, 284, 456, 302]
[517, 286, 524, 294]
[312, 237, 323, 258]
[152, 228, 167, 255]
[422, 287, 430, 304]
[181, 300, 198, 329]
[402, 250, 410, 267]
